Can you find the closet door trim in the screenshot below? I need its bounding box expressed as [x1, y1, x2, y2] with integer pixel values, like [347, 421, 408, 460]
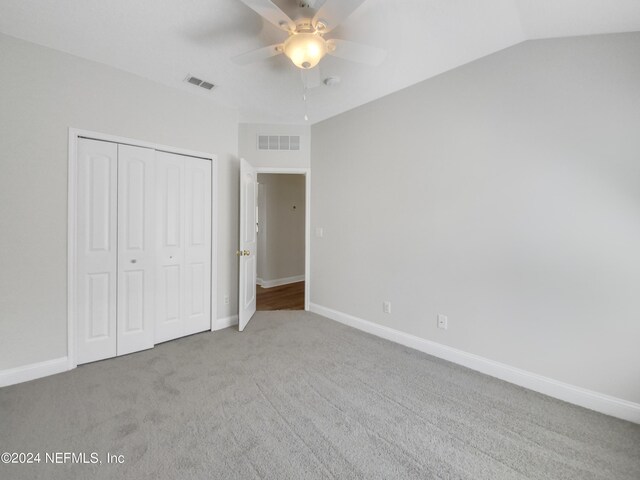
[68, 128, 218, 369]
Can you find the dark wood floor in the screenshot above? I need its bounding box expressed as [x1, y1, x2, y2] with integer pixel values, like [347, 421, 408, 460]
[256, 281, 305, 311]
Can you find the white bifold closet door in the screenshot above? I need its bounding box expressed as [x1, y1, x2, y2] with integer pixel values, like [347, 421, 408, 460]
[155, 151, 212, 343]
[76, 139, 156, 364]
[76, 139, 211, 365]
[116, 144, 156, 356]
[76, 138, 118, 364]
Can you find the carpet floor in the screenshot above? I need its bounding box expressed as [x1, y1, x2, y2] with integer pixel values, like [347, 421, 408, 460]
[1, 311, 639, 479]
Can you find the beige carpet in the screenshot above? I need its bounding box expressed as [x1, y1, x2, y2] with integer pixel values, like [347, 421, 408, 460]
[1, 310, 639, 479]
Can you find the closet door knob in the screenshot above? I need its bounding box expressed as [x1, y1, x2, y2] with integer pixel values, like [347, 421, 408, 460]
[130, 259, 137, 264]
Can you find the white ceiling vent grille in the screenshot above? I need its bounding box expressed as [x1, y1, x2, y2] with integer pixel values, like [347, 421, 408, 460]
[257, 135, 300, 151]
[184, 75, 216, 91]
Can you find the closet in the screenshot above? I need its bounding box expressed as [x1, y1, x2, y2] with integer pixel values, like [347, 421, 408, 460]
[75, 137, 213, 365]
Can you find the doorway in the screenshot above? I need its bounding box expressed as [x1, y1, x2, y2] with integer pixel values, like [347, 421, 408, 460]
[256, 173, 306, 311]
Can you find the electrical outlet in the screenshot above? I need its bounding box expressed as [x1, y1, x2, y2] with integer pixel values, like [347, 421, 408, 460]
[437, 314, 448, 330]
[383, 301, 391, 314]
[224, 294, 230, 305]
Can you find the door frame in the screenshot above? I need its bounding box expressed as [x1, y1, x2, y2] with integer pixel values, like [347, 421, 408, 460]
[67, 128, 218, 370]
[254, 166, 311, 311]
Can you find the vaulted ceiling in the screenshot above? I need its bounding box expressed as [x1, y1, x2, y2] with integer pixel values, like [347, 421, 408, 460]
[1, 0, 639, 123]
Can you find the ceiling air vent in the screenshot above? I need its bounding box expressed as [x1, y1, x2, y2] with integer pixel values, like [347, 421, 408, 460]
[257, 135, 301, 151]
[185, 75, 216, 91]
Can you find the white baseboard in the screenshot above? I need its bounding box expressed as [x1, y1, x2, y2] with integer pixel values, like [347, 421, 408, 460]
[257, 275, 304, 289]
[0, 357, 70, 388]
[3, 316, 239, 387]
[213, 315, 239, 331]
[309, 303, 640, 424]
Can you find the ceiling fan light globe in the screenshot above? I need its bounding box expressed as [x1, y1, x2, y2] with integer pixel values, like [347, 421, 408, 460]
[283, 33, 327, 69]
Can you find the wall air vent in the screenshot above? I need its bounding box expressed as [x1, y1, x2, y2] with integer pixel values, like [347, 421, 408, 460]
[257, 135, 301, 151]
[185, 75, 216, 91]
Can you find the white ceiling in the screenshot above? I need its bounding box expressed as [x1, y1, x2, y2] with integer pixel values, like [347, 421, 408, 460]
[1, 0, 639, 124]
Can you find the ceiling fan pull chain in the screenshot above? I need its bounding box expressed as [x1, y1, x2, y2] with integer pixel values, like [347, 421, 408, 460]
[301, 71, 310, 121]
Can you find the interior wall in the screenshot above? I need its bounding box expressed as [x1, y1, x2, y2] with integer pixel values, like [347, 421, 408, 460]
[238, 123, 310, 168]
[0, 33, 239, 371]
[257, 174, 306, 284]
[310, 33, 640, 403]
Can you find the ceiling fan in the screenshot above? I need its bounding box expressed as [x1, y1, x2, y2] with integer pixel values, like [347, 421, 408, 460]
[233, 0, 387, 71]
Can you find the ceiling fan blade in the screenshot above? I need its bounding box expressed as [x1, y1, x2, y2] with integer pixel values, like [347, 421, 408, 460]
[313, 0, 367, 32]
[232, 44, 283, 65]
[302, 66, 322, 89]
[326, 39, 387, 66]
[238, 0, 296, 32]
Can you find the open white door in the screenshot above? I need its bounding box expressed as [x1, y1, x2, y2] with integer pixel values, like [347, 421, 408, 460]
[238, 158, 257, 331]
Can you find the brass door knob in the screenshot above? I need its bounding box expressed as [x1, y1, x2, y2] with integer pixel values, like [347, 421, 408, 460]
[243, 249, 250, 256]
[236, 250, 243, 256]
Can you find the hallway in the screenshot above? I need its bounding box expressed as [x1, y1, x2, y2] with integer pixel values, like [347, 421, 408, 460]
[256, 281, 304, 311]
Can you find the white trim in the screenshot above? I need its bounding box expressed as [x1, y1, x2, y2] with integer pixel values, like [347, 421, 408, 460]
[255, 167, 309, 175]
[254, 167, 311, 311]
[69, 128, 214, 160]
[3, 314, 235, 388]
[0, 357, 70, 388]
[67, 131, 78, 369]
[256, 275, 305, 288]
[213, 315, 239, 331]
[309, 303, 640, 424]
[210, 160, 219, 332]
[304, 170, 311, 311]
[68, 127, 218, 367]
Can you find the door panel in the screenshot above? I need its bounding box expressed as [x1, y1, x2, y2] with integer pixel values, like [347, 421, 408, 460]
[190, 167, 206, 245]
[165, 164, 182, 247]
[117, 144, 155, 355]
[190, 263, 205, 315]
[124, 160, 145, 250]
[88, 156, 112, 252]
[155, 152, 211, 342]
[76, 138, 118, 364]
[184, 157, 211, 335]
[243, 255, 256, 309]
[123, 270, 144, 331]
[238, 158, 257, 331]
[155, 152, 185, 343]
[163, 265, 182, 320]
[87, 273, 111, 338]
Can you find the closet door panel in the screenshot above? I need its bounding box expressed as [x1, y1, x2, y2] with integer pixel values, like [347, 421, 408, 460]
[184, 157, 212, 335]
[76, 138, 118, 364]
[117, 144, 155, 355]
[155, 151, 186, 343]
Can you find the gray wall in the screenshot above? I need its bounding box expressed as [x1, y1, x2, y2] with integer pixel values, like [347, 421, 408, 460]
[256, 174, 306, 283]
[310, 33, 640, 403]
[0, 34, 239, 370]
